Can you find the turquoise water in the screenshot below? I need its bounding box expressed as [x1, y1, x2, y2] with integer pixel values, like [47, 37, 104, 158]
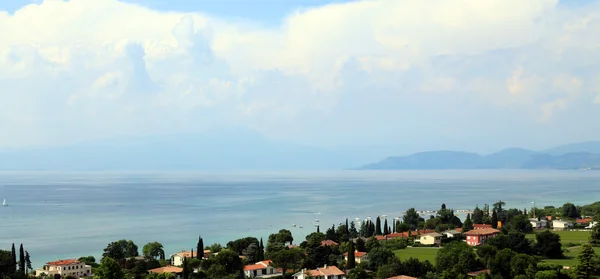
[1, 170, 599, 268]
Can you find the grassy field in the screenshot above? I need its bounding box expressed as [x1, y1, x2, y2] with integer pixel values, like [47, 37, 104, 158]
[542, 246, 600, 267]
[394, 247, 439, 264]
[526, 230, 591, 245]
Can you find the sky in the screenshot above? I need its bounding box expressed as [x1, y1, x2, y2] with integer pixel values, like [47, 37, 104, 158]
[1, 0, 600, 155]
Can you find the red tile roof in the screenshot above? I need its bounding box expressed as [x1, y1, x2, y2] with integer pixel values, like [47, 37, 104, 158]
[243, 260, 274, 271]
[577, 218, 593, 224]
[46, 259, 79, 266]
[387, 276, 418, 279]
[304, 266, 345, 276]
[464, 228, 500, 236]
[455, 228, 463, 232]
[148, 266, 183, 274]
[344, 251, 367, 257]
[473, 224, 492, 229]
[321, 240, 339, 246]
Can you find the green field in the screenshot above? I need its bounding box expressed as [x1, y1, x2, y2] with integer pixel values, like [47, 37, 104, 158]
[394, 247, 439, 264]
[526, 230, 591, 245]
[542, 246, 600, 267]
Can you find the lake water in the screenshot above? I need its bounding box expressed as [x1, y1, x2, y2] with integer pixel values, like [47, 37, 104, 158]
[1, 170, 599, 268]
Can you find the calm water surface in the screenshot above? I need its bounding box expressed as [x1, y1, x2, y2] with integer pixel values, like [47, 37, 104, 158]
[0, 170, 599, 268]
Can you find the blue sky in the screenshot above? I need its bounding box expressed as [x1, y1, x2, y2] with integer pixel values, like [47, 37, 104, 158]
[1, 0, 600, 155]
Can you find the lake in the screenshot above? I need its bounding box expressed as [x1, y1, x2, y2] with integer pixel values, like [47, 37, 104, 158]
[1, 170, 599, 268]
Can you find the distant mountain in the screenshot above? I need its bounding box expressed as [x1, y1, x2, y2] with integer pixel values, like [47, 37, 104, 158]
[358, 146, 600, 170]
[544, 141, 600, 156]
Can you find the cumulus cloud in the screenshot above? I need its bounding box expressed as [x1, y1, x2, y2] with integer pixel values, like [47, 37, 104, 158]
[1, 0, 600, 150]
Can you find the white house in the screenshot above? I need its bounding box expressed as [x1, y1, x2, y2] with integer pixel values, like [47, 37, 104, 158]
[587, 221, 598, 229]
[552, 220, 573, 230]
[343, 251, 368, 263]
[530, 218, 548, 229]
[34, 259, 92, 278]
[293, 265, 346, 279]
[441, 230, 462, 238]
[244, 260, 282, 278]
[419, 233, 442, 245]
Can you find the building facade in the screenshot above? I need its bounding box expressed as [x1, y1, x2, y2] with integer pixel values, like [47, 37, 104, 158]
[464, 228, 500, 246]
[243, 260, 282, 278]
[35, 259, 92, 278]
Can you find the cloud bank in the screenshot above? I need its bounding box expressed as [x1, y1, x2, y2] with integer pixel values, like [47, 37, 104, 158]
[1, 0, 600, 151]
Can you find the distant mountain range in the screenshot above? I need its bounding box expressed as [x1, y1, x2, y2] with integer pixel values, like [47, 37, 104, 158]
[358, 142, 600, 170]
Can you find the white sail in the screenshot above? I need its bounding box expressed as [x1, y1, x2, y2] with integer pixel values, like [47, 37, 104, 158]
[2, 199, 6, 206]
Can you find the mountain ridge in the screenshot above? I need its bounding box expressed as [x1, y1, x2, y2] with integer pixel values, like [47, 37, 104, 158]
[358, 142, 600, 170]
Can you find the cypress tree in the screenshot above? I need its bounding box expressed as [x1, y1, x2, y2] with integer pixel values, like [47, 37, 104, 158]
[19, 244, 25, 275]
[182, 255, 189, 279]
[317, 225, 320, 233]
[200, 236, 204, 260]
[191, 248, 194, 261]
[383, 219, 389, 235]
[491, 210, 498, 228]
[347, 241, 356, 269]
[11, 243, 16, 274]
[259, 238, 265, 261]
[25, 251, 32, 273]
[375, 217, 382, 235]
[345, 219, 349, 235]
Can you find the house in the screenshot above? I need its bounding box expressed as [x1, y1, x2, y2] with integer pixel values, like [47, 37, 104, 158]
[418, 233, 442, 245]
[171, 250, 209, 266]
[587, 221, 598, 229]
[464, 228, 500, 246]
[148, 266, 183, 279]
[244, 260, 282, 278]
[552, 220, 573, 230]
[293, 265, 346, 279]
[387, 276, 418, 279]
[530, 218, 548, 229]
[576, 218, 594, 226]
[441, 229, 462, 238]
[321, 240, 339, 247]
[343, 251, 368, 263]
[34, 259, 92, 278]
[467, 269, 491, 277]
[473, 224, 492, 230]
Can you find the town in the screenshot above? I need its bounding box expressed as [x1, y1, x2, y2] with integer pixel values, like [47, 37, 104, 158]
[2, 200, 600, 279]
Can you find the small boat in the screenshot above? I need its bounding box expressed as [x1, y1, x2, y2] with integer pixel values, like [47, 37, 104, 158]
[2, 199, 7, 207]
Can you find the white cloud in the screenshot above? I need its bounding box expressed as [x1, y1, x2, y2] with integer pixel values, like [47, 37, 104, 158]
[1, 0, 600, 149]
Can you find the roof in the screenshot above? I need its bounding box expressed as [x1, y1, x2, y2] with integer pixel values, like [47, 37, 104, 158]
[321, 240, 339, 246]
[295, 266, 345, 277]
[464, 228, 500, 236]
[387, 276, 418, 279]
[244, 260, 273, 271]
[467, 269, 490, 276]
[422, 232, 442, 237]
[577, 218, 593, 224]
[455, 228, 463, 232]
[473, 224, 492, 229]
[443, 230, 462, 235]
[343, 251, 367, 257]
[46, 259, 80, 266]
[148, 266, 183, 274]
[174, 251, 197, 258]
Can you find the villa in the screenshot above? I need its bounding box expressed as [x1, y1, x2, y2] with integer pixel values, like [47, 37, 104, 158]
[465, 228, 500, 246]
[170, 250, 211, 266]
[552, 220, 573, 230]
[34, 259, 92, 278]
[293, 265, 346, 279]
[148, 266, 183, 279]
[343, 251, 368, 263]
[243, 260, 282, 278]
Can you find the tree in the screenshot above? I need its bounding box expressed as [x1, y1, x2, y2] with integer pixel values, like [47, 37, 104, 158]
[575, 244, 599, 279]
[347, 266, 369, 279]
[376, 217, 382, 235]
[463, 214, 474, 232]
[367, 247, 395, 270]
[490, 248, 515, 278]
[562, 203, 580, 219]
[201, 249, 244, 279]
[197, 236, 204, 260]
[509, 253, 537, 278]
[258, 238, 265, 261]
[436, 241, 480, 276]
[270, 248, 306, 279]
[491, 211, 498, 228]
[94, 257, 124, 279]
[103, 240, 139, 262]
[535, 231, 563, 259]
[365, 237, 381, 252]
[182, 256, 189, 279]
[347, 241, 356, 269]
[534, 270, 558, 279]
[11, 243, 16, 274]
[24, 251, 32, 273]
[18, 244, 24, 275]
[355, 238, 366, 252]
[493, 200, 505, 213]
[383, 219, 389, 235]
[473, 206, 484, 224]
[143, 242, 165, 260]
[0, 250, 14, 278]
[403, 208, 421, 230]
[349, 221, 358, 238]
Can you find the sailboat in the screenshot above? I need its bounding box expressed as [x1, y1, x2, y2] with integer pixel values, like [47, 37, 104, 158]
[2, 199, 7, 207]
